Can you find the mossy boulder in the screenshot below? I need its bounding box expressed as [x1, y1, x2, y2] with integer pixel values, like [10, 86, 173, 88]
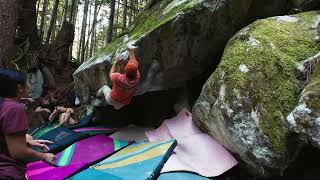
[73, 0, 288, 105]
[287, 53, 320, 149]
[192, 11, 320, 177]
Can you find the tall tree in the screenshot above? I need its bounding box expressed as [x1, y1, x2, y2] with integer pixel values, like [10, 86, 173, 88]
[0, 0, 20, 67]
[134, 0, 139, 18]
[122, 0, 127, 29]
[79, 0, 89, 61]
[63, 0, 68, 22]
[72, 0, 78, 24]
[69, 0, 76, 22]
[115, 0, 120, 36]
[46, 0, 60, 44]
[128, 0, 133, 25]
[36, 0, 41, 21]
[68, 0, 78, 61]
[85, 1, 92, 59]
[19, 0, 41, 49]
[76, 23, 81, 61]
[106, 0, 116, 43]
[39, 0, 48, 43]
[51, 21, 57, 42]
[89, 0, 99, 57]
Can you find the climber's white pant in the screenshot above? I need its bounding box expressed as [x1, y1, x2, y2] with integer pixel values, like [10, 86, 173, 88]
[99, 85, 125, 110]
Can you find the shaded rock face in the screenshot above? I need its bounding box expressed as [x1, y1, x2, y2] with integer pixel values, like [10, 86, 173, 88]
[192, 12, 320, 177]
[94, 89, 178, 127]
[288, 53, 320, 149]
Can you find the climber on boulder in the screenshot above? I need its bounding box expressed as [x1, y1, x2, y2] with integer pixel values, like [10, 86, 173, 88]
[97, 44, 140, 110]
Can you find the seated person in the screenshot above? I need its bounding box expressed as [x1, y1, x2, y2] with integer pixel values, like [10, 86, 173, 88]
[0, 68, 55, 179]
[34, 89, 60, 123]
[49, 106, 78, 126]
[34, 97, 57, 122]
[97, 46, 140, 109]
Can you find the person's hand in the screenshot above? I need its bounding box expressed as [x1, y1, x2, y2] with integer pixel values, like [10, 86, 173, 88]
[48, 109, 58, 121]
[28, 139, 53, 152]
[26, 134, 33, 142]
[35, 107, 42, 113]
[42, 153, 56, 164]
[127, 42, 138, 50]
[35, 107, 51, 114]
[21, 98, 35, 104]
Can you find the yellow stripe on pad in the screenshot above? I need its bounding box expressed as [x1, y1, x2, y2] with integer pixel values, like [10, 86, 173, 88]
[110, 141, 163, 157]
[94, 143, 172, 170]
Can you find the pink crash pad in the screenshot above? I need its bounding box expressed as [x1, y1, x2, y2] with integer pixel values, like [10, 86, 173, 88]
[145, 108, 238, 177]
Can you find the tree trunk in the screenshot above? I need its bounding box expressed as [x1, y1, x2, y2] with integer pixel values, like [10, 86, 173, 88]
[123, 0, 127, 29]
[128, 0, 133, 25]
[115, 0, 120, 36]
[69, 0, 78, 61]
[89, 30, 95, 57]
[133, 0, 136, 18]
[39, 0, 48, 43]
[79, 0, 89, 61]
[36, 0, 41, 21]
[106, 0, 116, 43]
[52, 22, 57, 42]
[93, 27, 97, 54]
[76, 25, 81, 61]
[134, 0, 139, 18]
[19, 0, 41, 49]
[72, 0, 78, 24]
[85, 1, 92, 59]
[46, 0, 60, 44]
[63, 0, 68, 22]
[0, 0, 20, 67]
[89, 0, 99, 57]
[69, 0, 76, 22]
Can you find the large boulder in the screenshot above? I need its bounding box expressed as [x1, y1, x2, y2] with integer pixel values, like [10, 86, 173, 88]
[73, 0, 288, 104]
[192, 11, 320, 177]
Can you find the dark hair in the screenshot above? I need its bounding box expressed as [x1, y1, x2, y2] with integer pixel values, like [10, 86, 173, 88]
[0, 68, 27, 98]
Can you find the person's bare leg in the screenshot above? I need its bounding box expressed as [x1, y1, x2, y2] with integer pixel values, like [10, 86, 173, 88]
[59, 113, 70, 125]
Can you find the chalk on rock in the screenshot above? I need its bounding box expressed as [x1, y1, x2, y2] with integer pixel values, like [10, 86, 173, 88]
[127, 42, 138, 50]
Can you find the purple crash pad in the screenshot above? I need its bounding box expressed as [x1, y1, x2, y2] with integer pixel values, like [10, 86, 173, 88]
[26, 135, 130, 180]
